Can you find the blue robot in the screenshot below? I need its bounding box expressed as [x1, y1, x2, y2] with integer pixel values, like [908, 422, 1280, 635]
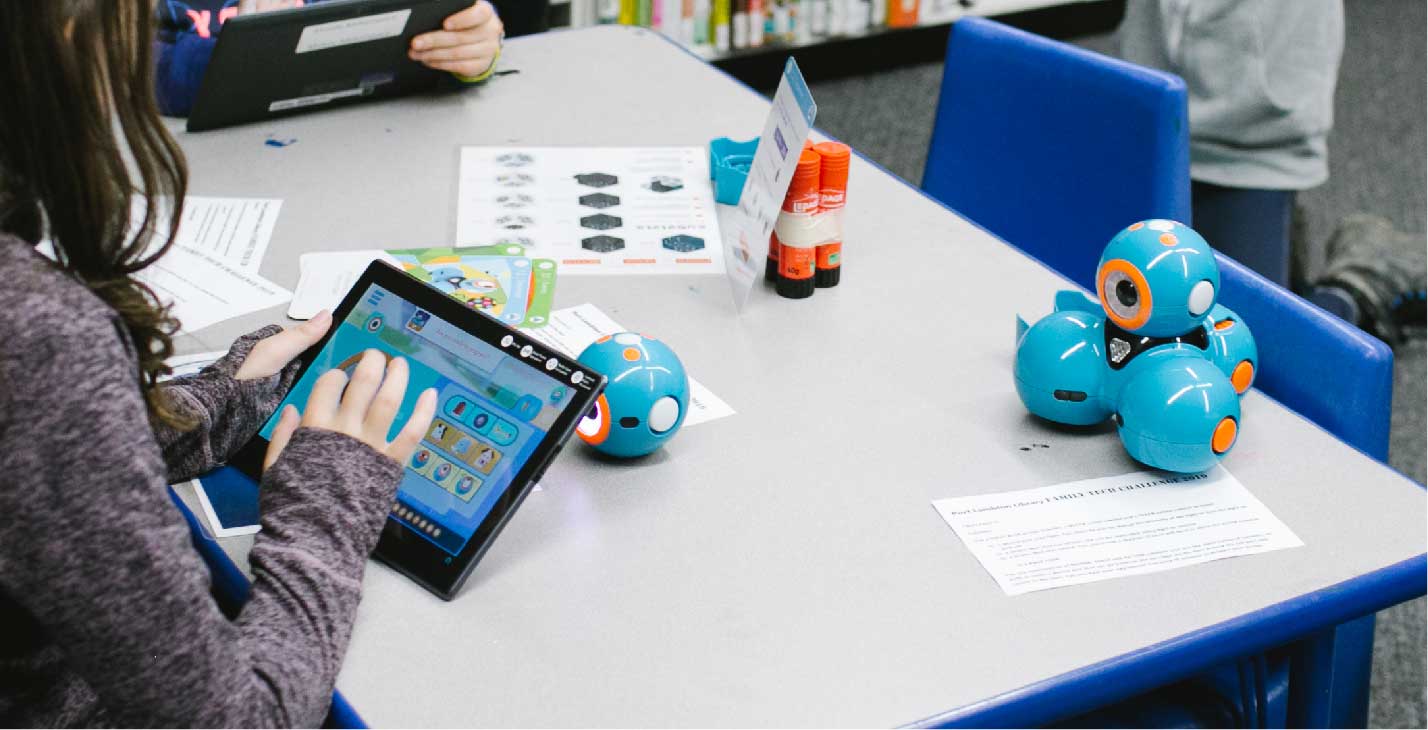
[576, 332, 690, 458]
[1014, 220, 1258, 473]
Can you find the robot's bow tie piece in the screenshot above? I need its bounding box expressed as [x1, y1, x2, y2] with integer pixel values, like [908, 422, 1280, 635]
[1014, 220, 1259, 473]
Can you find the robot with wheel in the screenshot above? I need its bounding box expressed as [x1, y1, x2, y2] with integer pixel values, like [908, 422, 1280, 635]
[1014, 220, 1259, 473]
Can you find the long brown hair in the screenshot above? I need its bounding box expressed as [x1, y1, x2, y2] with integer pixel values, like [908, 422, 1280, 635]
[0, 0, 189, 424]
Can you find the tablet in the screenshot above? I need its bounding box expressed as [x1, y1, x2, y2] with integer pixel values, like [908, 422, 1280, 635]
[188, 0, 470, 132]
[231, 261, 606, 599]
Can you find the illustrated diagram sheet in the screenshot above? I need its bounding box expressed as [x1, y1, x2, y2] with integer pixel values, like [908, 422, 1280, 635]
[455, 146, 724, 276]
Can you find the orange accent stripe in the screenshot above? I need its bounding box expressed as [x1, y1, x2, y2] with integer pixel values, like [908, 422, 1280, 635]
[1128, 222, 1145, 231]
[622, 347, 640, 361]
[1159, 232, 1179, 246]
[1214, 319, 1235, 331]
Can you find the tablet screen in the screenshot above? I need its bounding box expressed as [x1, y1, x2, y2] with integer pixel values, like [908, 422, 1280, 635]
[258, 282, 584, 557]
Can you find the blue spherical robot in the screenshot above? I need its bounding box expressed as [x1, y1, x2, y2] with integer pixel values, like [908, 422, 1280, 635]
[576, 332, 690, 458]
[1014, 220, 1259, 472]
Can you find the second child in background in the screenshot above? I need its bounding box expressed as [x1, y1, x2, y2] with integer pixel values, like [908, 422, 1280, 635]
[155, 0, 514, 116]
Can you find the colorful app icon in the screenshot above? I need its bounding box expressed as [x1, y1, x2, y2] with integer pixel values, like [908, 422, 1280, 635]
[453, 437, 473, 455]
[549, 386, 566, 403]
[490, 419, 518, 446]
[429, 421, 449, 442]
[447, 397, 468, 419]
[411, 449, 432, 469]
[469, 445, 501, 473]
[514, 395, 542, 421]
[455, 475, 477, 496]
[432, 462, 453, 482]
[407, 310, 430, 332]
[472, 412, 491, 433]
[366, 315, 384, 332]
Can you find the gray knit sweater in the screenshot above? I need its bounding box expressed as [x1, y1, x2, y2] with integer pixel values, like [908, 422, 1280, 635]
[0, 233, 403, 727]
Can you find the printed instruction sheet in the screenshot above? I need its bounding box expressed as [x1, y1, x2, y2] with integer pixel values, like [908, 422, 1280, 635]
[455, 146, 725, 276]
[932, 467, 1303, 596]
[37, 196, 291, 335]
[168, 196, 282, 272]
[523, 303, 735, 427]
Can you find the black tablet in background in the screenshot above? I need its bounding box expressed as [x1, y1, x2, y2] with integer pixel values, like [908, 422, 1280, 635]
[230, 262, 607, 599]
[188, 0, 470, 132]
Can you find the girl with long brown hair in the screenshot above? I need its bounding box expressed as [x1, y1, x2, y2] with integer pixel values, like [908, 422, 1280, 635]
[0, 1, 435, 725]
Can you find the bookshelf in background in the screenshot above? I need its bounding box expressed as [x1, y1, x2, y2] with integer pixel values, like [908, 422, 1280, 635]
[552, 0, 1116, 63]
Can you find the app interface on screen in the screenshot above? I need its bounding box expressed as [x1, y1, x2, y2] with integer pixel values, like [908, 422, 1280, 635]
[260, 284, 579, 555]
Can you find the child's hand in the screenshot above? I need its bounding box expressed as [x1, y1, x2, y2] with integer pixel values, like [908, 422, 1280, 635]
[237, 0, 304, 14]
[409, 1, 503, 78]
[235, 310, 331, 381]
[264, 350, 437, 470]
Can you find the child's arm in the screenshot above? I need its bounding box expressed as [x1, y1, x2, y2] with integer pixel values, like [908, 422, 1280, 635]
[154, 324, 309, 483]
[0, 293, 404, 727]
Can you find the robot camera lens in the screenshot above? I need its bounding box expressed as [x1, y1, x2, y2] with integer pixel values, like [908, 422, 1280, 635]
[618, 416, 641, 428]
[1115, 279, 1138, 307]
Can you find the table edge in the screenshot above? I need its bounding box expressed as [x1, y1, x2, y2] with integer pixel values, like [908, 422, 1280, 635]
[907, 552, 1428, 728]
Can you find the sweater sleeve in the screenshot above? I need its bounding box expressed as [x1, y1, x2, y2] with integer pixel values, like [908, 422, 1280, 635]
[0, 299, 402, 727]
[154, 325, 299, 483]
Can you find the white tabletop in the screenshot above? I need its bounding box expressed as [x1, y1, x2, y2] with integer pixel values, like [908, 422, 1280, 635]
[170, 25, 1426, 727]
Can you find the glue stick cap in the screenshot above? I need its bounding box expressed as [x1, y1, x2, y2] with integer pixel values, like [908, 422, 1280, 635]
[783, 149, 822, 214]
[813, 142, 850, 197]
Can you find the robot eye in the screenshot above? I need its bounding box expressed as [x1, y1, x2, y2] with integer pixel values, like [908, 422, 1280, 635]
[1098, 259, 1153, 330]
[1115, 279, 1138, 308]
[1188, 280, 1215, 316]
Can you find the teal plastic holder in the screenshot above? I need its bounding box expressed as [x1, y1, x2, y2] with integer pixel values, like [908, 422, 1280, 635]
[709, 137, 758, 205]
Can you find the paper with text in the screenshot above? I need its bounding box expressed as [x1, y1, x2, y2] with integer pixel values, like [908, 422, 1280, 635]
[523, 303, 735, 427]
[456, 146, 724, 276]
[933, 467, 1303, 596]
[170, 197, 282, 272]
[138, 245, 291, 334]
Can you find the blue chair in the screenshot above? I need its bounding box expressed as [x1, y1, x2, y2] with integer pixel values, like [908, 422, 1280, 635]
[1215, 254, 1394, 728]
[921, 16, 1190, 292]
[167, 485, 368, 729]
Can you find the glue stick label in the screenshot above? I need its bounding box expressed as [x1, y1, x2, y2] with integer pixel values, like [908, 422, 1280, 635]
[778, 244, 816, 280]
[816, 242, 842, 268]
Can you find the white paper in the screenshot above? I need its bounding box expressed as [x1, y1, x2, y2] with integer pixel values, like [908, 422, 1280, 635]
[287, 249, 400, 319]
[932, 466, 1303, 596]
[161, 350, 228, 381]
[170, 197, 282, 272]
[37, 197, 287, 334]
[523, 303, 735, 427]
[724, 59, 817, 308]
[295, 9, 411, 53]
[137, 245, 291, 334]
[456, 146, 725, 276]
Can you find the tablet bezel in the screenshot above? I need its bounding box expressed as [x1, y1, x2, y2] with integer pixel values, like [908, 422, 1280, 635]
[231, 261, 606, 599]
[187, 0, 470, 132]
